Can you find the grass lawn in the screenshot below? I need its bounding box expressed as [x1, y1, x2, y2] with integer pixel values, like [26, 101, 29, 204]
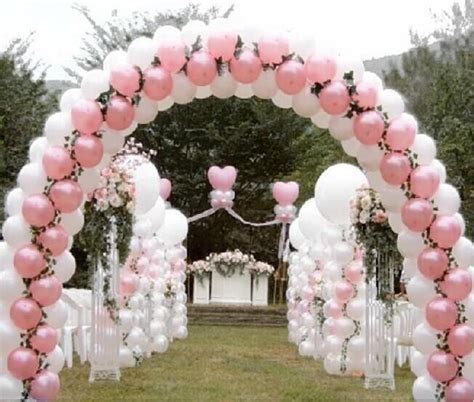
[59, 325, 414, 401]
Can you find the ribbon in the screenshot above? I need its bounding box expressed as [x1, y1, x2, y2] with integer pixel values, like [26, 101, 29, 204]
[224, 207, 280, 227]
[187, 208, 218, 223]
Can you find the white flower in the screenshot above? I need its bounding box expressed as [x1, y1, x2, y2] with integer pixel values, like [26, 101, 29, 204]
[359, 210, 369, 224]
[110, 194, 124, 208]
[361, 195, 372, 209]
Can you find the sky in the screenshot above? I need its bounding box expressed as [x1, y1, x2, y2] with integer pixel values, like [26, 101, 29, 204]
[0, 0, 456, 80]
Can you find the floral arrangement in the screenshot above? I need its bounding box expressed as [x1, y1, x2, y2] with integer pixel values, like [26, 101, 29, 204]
[188, 250, 274, 279]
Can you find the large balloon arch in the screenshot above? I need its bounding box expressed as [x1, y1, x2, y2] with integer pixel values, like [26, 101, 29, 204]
[1, 17, 473, 401]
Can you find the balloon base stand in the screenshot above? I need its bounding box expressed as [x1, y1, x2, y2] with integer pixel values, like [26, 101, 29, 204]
[364, 375, 395, 391]
[89, 368, 121, 383]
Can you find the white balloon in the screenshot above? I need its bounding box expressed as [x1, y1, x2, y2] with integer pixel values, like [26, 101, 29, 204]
[288, 29, 315, 59]
[356, 144, 384, 171]
[5, 188, 24, 217]
[407, 275, 436, 308]
[234, 84, 253, 99]
[334, 317, 356, 338]
[379, 186, 407, 213]
[402, 258, 418, 280]
[292, 86, 320, 118]
[45, 345, 65, 373]
[346, 299, 365, 321]
[28, 137, 48, 163]
[324, 353, 343, 375]
[60, 88, 82, 112]
[362, 71, 384, 93]
[347, 335, 365, 359]
[153, 25, 181, 44]
[340, 136, 361, 157]
[81, 69, 110, 100]
[119, 345, 135, 368]
[134, 162, 161, 215]
[127, 37, 156, 70]
[289, 219, 306, 249]
[298, 340, 315, 357]
[298, 199, 327, 242]
[43, 112, 74, 145]
[158, 96, 174, 111]
[431, 159, 447, 183]
[134, 94, 159, 124]
[53, 251, 76, 283]
[410, 350, 428, 377]
[78, 168, 101, 194]
[44, 300, 68, 329]
[171, 73, 196, 104]
[181, 20, 207, 47]
[272, 91, 292, 109]
[126, 327, 147, 350]
[102, 131, 125, 155]
[388, 212, 406, 234]
[138, 197, 166, 234]
[156, 209, 188, 246]
[412, 376, 437, 401]
[452, 237, 474, 268]
[173, 325, 188, 339]
[462, 352, 474, 382]
[2, 216, 31, 248]
[210, 69, 237, 99]
[333, 242, 354, 265]
[365, 170, 385, 192]
[464, 294, 474, 322]
[17, 163, 47, 194]
[397, 230, 425, 258]
[410, 134, 436, 166]
[103, 50, 128, 72]
[0, 374, 23, 400]
[119, 309, 134, 331]
[195, 85, 212, 99]
[61, 209, 84, 236]
[314, 163, 368, 225]
[431, 183, 460, 215]
[328, 117, 354, 141]
[0, 319, 21, 356]
[378, 89, 404, 121]
[152, 335, 169, 353]
[0, 242, 14, 271]
[335, 54, 364, 82]
[311, 110, 331, 129]
[252, 69, 277, 99]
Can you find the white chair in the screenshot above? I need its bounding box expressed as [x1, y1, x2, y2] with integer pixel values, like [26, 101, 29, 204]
[60, 292, 80, 368]
[393, 301, 415, 367]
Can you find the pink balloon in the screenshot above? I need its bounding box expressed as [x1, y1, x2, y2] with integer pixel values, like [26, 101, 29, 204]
[440, 268, 472, 302]
[105, 95, 135, 131]
[352, 80, 378, 109]
[257, 34, 289, 65]
[14, 244, 47, 278]
[71, 99, 103, 135]
[207, 166, 237, 191]
[110, 63, 140, 97]
[379, 152, 412, 185]
[401, 198, 433, 232]
[30, 370, 60, 401]
[427, 351, 459, 383]
[160, 178, 172, 200]
[74, 135, 104, 168]
[447, 324, 474, 357]
[49, 179, 83, 213]
[156, 38, 187, 74]
[143, 66, 173, 101]
[29, 275, 63, 307]
[31, 324, 58, 353]
[410, 166, 440, 199]
[334, 280, 355, 303]
[304, 54, 337, 83]
[353, 111, 385, 145]
[22, 194, 55, 228]
[426, 297, 458, 331]
[417, 247, 449, 280]
[186, 50, 217, 86]
[120, 271, 139, 296]
[207, 30, 237, 61]
[42, 146, 75, 181]
[446, 378, 474, 402]
[272, 181, 299, 206]
[7, 347, 39, 380]
[385, 113, 417, 151]
[275, 60, 306, 95]
[430, 216, 462, 249]
[325, 300, 343, 318]
[38, 225, 68, 256]
[136, 256, 148, 274]
[345, 261, 364, 284]
[10, 298, 42, 330]
[145, 264, 159, 280]
[229, 49, 262, 84]
[319, 81, 350, 115]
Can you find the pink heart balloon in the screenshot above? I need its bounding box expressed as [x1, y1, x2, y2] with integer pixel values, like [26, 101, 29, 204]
[207, 166, 237, 191]
[272, 181, 299, 206]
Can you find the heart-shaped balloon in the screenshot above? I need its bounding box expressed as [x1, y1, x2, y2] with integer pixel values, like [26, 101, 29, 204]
[160, 178, 172, 200]
[207, 166, 237, 191]
[272, 181, 299, 206]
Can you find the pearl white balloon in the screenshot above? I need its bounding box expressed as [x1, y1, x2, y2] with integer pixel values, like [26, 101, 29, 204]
[431, 183, 460, 215]
[101, 131, 125, 155]
[298, 340, 315, 357]
[127, 37, 156, 70]
[153, 25, 181, 44]
[388, 212, 406, 234]
[347, 335, 365, 359]
[252, 69, 277, 99]
[411, 350, 428, 377]
[173, 326, 188, 339]
[234, 84, 253, 99]
[324, 353, 343, 375]
[452, 237, 474, 268]
[463, 294, 474, 322]
[81, 69, 110, 100]
[195, 85, 212, 99]
[335, 54, 364, 82]
[0, 374, 23, 400]
[397, 230, 426, 258]
[356, 144, 384, 171]
[402, 258, 418, 280]
[272, 91, 292, 109]
[410, 134, 436, 166]
[61, 209, 84, 236]
[119, 345, 135, 368]
[43, 112, 74, 145]
[78, 168, 101, 194]
[0, 319, 21, 356]
[2, 216, 31, 248]
[314, 163, 368, 226]
[0, 242, 14, 271]
[431, 159, 447, 183]
[45, 346, 65, 373]
[378, 89, 404, 121]
[340, 136, 361, 157]
[379, 186, 407, 213]
[5, 188, 24, 217]
[17, 163, 47, 194]
[134, 94, 159, 124]
[311, 110, 331, 129]
[288, 29, 315, 59]
[53, 251, 76, 283]
[462, 352, 474, 382]
[362, 71, 384, 93]
[210, 69, 237, 99]
[346, 299, 365, 321]
[181, 20, 207, 47]
[156, 208, 188, 246]
[44, 300, 68, 329]
[152, 335, 169, 353]
[298, 199, 327, 242]
[407, 275, 436, 308]
[333, 242, 354, 265]
[134, 162, 161, 215]
[365, 170, 385, 192]
[289, 219, 306, 249]
[103, 50, 128, 72]
[171, 73, 196, 105]
[158, 96, 174, 111]
[292, 86, 320, 118]
[328, 117, 354, 141]
[412, 376, 437, 401]
[28, 137, 48, 163]
[334, 317, 356, 338]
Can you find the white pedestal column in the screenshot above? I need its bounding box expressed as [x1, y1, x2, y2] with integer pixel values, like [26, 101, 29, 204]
[193, 274, 210, 304]
[211, 271, 251, 304]
[252, 275, 269, 306]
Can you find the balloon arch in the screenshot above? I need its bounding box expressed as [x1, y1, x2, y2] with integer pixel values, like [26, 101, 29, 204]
[1, 18, 473, 401]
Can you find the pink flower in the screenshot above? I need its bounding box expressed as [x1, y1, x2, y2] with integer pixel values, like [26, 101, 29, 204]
[373, 209, 387, 223]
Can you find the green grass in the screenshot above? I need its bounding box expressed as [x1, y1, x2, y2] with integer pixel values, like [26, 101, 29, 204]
[59, 325, 414, 401]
